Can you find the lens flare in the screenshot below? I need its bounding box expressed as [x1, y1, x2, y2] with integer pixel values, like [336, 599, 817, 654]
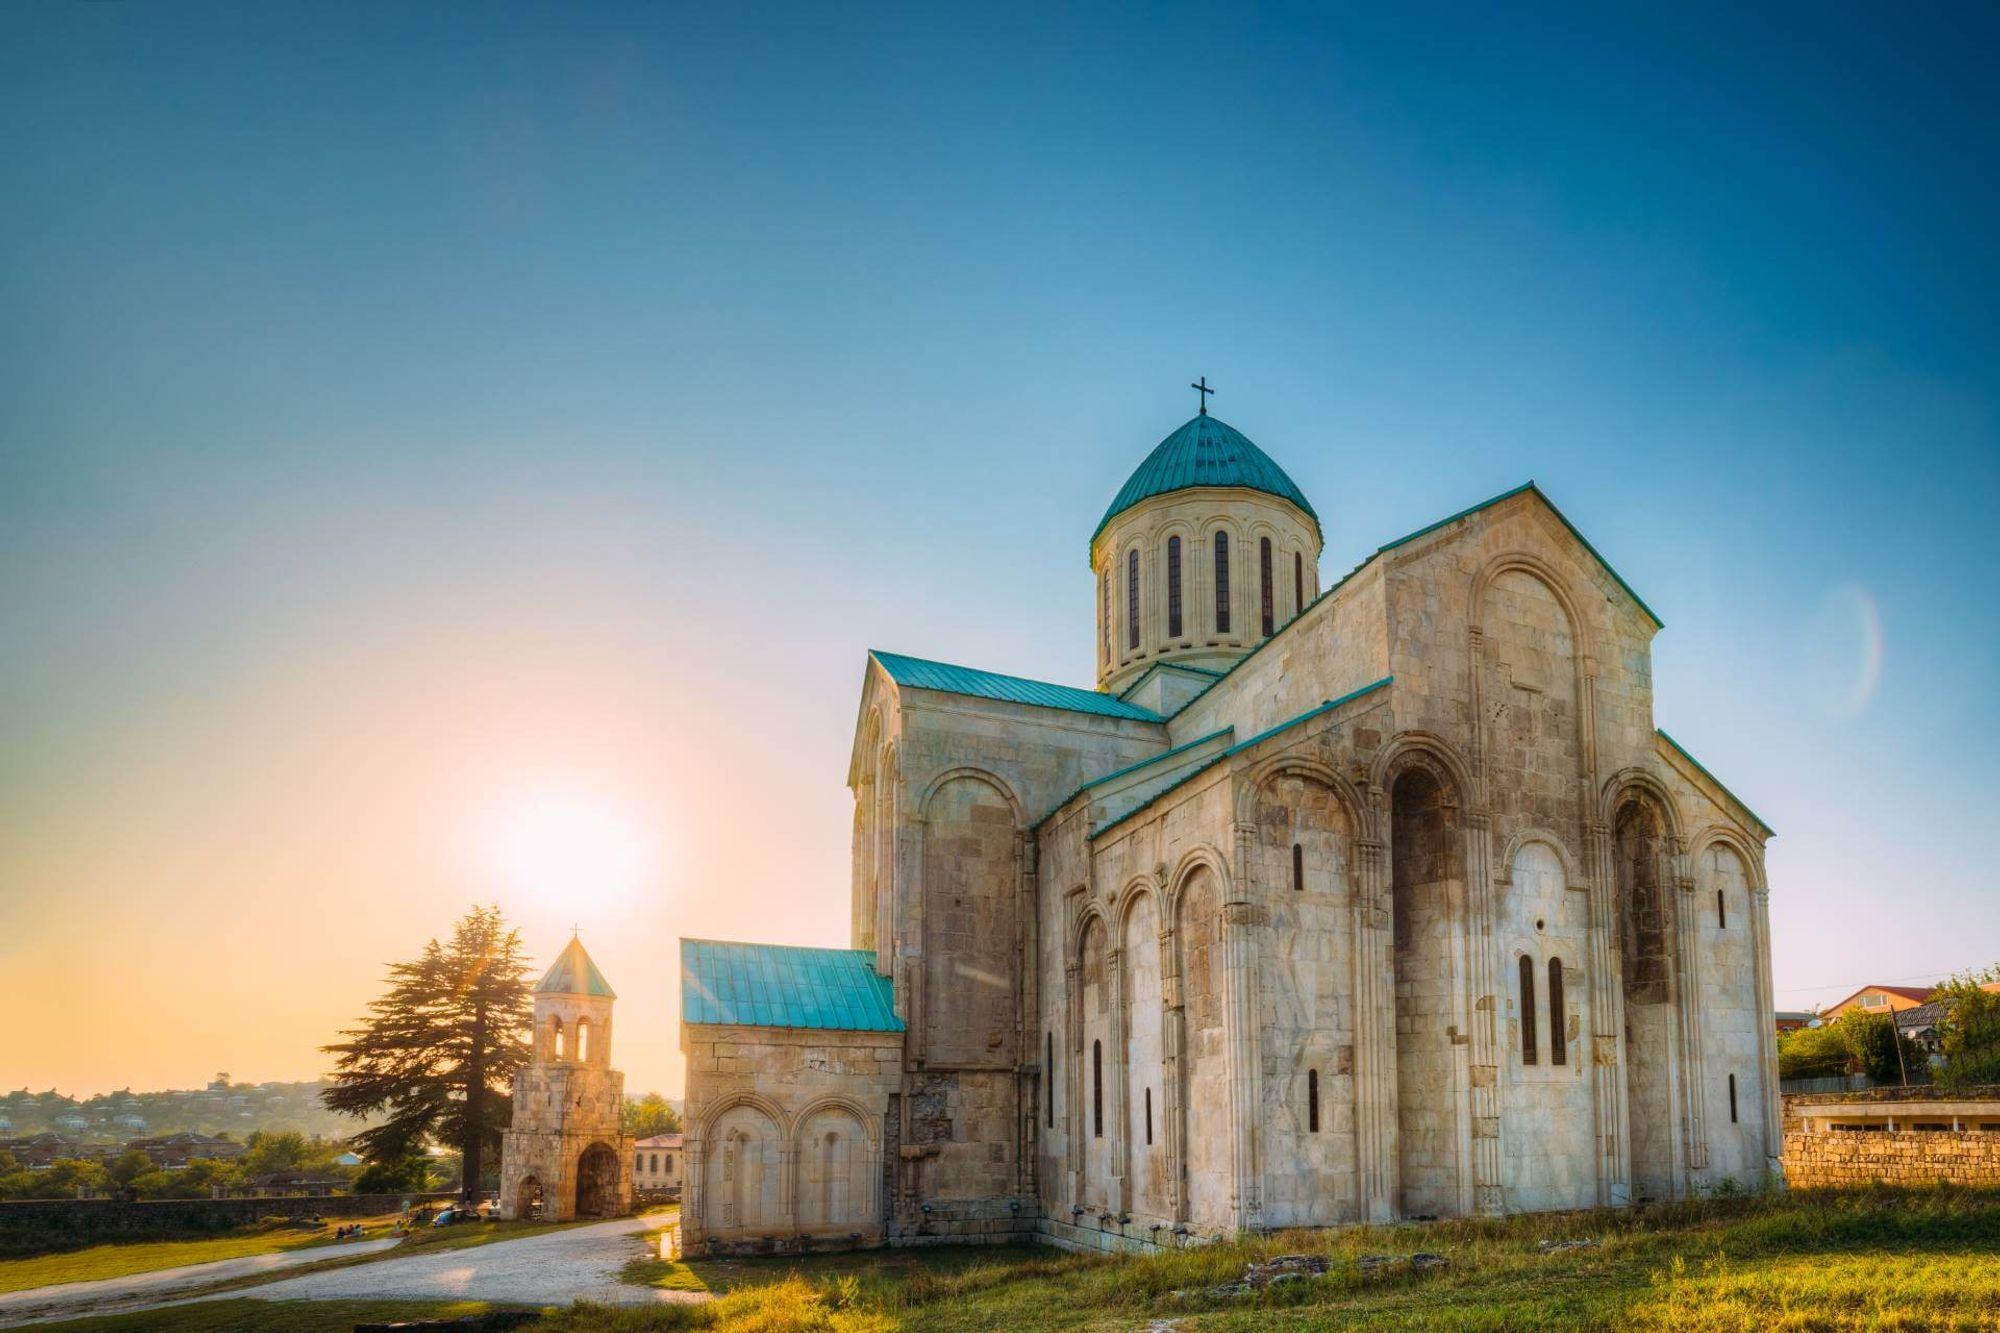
[1799, 583, 1883, 718]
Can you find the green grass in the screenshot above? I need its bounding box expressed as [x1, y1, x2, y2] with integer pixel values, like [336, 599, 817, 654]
[0, 1217, 398, 1294]
[31, 1187, 2000, 1331]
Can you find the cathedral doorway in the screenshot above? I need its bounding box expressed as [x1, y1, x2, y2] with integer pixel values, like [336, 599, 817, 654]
[1616, 794, 1679, 1202]
[574, 1143, 621, 1218]
[1389, 765, 1463, 1219]
[515, 1175, 544, 1221]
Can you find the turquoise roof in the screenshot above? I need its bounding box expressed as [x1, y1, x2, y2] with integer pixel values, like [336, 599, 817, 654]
[681, 938, 904, 1032]
[1092, 414, 1321, 554]
[871, 650, 1164, 723]
[536, 937, 616, 999]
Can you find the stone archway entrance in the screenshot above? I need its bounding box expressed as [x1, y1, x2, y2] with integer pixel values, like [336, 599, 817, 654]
[516, 1175, 545, 1221]
[575, 1143, 621, 1218]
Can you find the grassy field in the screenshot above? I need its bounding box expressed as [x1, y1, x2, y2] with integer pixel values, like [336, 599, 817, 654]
[33, 1187, 2000, 1331]
[0, 1217, 397, 1294]
[33, 1297, 510, 1331]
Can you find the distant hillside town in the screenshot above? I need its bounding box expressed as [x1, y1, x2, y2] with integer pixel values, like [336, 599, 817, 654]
[0, 1075, 364, 1143]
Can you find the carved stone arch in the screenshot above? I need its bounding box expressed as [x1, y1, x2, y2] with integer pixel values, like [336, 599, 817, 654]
[917, 765, 1025, 826]
[1686, 826, 1766, 892]
[1071, 902, 1111, 961]
[1236, 755, 1366, 830]
[1370, 731, 1476, 807]
[1114, 878, 1161, 934]
[696, 1089, 791, 1143]
[1602, 768, 1686, 846]
[789, 1095, 882, 1150]
[1495, 827, 1581, 886]
[1166, 843, 1233, 919]
[1471, 551, 1596, 660]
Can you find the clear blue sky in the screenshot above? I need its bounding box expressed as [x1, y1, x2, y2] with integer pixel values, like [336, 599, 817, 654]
[2, 3, 1995, 1096]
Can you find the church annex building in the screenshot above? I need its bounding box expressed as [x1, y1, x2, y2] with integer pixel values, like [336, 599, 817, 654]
[679, 407, 1779, 1253]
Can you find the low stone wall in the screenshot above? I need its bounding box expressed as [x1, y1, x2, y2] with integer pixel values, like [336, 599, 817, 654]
[1783, 1131, 2000, 1188]
[1034, 1213, 1210, 1254]
[0, 1192, 459, 1239]
[886, 1197, 1032, 1248]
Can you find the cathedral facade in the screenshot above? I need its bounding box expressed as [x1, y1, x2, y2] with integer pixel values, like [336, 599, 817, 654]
[681, 410, 1778, 1252]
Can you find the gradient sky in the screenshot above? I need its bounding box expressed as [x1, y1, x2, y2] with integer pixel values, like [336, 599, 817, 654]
[3, 4, 1995, 1101]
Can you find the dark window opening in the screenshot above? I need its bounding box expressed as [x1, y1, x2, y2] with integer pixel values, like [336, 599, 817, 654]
[1167, 536, 1183, 639]
[1728, 1073, 1738, 1124]
[1126, 550, 1140, 651]
[1292, 842, 1304, 892]
[1092, 1039, 1103, 1138]
[1548, 957, 1566, 1066]
[1307, 1069, 1320, 1133]
[1295, 551, 1304, 616]
[1144, 1088, 1153, 1145]
[1520, 955, 1538, 1065]
[1046, 1032, 1055, 1129]
[1100, 570, 1109, 666]
[1214, 533, 1231, 632]
[1260, 537, 1274, 635]
[1717, 888, 1727, 929]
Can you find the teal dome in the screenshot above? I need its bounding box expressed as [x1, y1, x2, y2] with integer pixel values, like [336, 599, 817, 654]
[1092, 414, 1320, 553]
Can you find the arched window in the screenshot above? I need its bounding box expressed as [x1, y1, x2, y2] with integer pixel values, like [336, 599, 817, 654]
[1100, 568, 1109, 667]
[1717, 888, 1727, 929]
[1167, 536, 1183, 639]
[551, 1017, 565, 1061]
[651, 1152, 660, 1173]
[1548, 958, 1566, 1066]
[1092, 1039, 1103, 1138]
[1295, 550, 1304, 617]
[1213, 532, 1231, 633]
[575, 1018, 591, 1063]
[1126, 550, 1140, 651]
[1292, 842, 1304, 892]
[1307, 1069, 1320, 1133]
[1260, 537, 1275, 635]
[1144, 1088, 1153, 1145]
[1046, 1032, 1055, 1129]
[1728, 1073, 1739, 1124]
[635, 1151, 643, 1173]
[1519, 955, 1538, 1065]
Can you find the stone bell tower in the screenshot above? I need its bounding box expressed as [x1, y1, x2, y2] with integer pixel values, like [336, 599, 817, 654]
[498, 935, 633, 1221]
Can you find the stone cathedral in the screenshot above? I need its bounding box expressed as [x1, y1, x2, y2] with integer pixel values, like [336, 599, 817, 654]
[680, 406, 1779, 1253]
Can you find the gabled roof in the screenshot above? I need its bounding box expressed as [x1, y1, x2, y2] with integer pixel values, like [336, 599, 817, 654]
[680, 938, 904, 1032]
[1656, 730, 1775, 837]
[536, 936, 616, 999]
[870, 650, 1164, 723]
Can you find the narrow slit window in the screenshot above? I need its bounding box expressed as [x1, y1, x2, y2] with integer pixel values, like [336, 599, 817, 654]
[1144, 1088, 1153, 1145]
[1717, 888, 1727, 929]
[1167, 536, 1183, 639]
[1729, 1073, 1739, 1124]
[1260, 537, 1274, 635]
[1100, 569, 1109, 667]
[1293, 842, 1305, 892]
[1214, 532, 1231, 632]
[1294, 551, 1304, 617]
[1307, 1069, 1320, 1133]
[1126, 550, 1140, 651]
[1548, 957, 1566, 1066]
[1046, 1031, 1055, 1129]
[1092, 1040, 1104, 1138]
[1520, 955, 1538, 1065]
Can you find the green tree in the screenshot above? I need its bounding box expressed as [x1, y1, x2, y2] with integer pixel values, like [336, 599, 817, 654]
[322, 905, 532, 1203]
[1835, 1009, 1926, 1085]
[107, 1149, 154, 1189]
[1933, 965, 2000, 1088]
[239, 1131, 310, 1177]
[623, 1092, 683, 1139]
[1777, 1021, 1850, 1080]
[354, 1156, 434, 1195]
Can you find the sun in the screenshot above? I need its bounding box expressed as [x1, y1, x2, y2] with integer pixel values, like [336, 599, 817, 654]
[484, 793, 649, 909]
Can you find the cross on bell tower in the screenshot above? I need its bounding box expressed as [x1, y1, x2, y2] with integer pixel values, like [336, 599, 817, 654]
[1191, 376, 1215, 416]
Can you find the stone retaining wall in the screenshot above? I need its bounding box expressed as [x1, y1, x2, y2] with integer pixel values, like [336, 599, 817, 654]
[1783, 1131, 2000, 1188]
[0, 1191, 458, 1238]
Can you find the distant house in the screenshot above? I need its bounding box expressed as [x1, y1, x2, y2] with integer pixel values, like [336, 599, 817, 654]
[127, 1132, 245, 1168]
[1, 1133, 76, 1167]
[242, 1172, 343, 1198]
[1823, 985, 1936, 1020]
[333, 1151, 363, 1167]
[632, 1134, 682, 1197]
[1776, 1011, 1815, 1034]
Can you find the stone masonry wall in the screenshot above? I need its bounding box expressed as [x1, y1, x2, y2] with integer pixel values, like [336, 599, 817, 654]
[1784, 1130, 2000, 1188]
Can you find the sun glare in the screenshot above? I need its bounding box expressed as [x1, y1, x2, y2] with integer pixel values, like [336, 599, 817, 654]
[484, 793, 650, 908]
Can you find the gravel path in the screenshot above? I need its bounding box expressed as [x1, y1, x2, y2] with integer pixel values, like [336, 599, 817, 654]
[250, 1214, 702, 1308]
[0, 1237, 398, 1327]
